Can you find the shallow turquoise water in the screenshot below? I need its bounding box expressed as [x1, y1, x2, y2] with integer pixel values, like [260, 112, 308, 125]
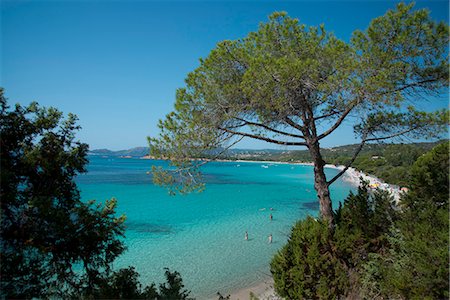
[77, 157, 354, 299]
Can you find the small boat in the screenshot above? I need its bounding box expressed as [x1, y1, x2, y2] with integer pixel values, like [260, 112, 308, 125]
[261, 165, 269, 168]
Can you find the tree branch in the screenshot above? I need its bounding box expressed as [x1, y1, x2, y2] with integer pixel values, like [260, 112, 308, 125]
[219, 127, 307, 146]
[232, 117, 305, 139]
[283, 116, 306, 133]
[314, 109, 340, 121]
[380, 77, 444, 95]
[364, 126, 419, 142]
[326, 137, 367, 187]
[317, 104, 356, 140]
[326, 126, 420, 186]
[172, 136, 245, 172]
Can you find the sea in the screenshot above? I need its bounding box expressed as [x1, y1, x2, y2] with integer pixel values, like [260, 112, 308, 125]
[76, 156, 355, 299]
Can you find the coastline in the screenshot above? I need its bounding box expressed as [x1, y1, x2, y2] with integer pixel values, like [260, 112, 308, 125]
[135, 156, 403, 298]
[228, 279, 279, 300]
[223, 164, 403, 300]
[330, 164, 403, 203]
[230, 159, 404, 202]
[139, 155, 404, 202]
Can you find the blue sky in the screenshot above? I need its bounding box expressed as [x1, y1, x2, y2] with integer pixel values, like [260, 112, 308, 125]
[2, 0, 448, 150]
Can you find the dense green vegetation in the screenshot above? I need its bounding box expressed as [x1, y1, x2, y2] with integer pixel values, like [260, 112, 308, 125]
[361, 142, 449, 299]
[274, 141, 444, 186]
[0, 89, 122, 297]
[0, 90, 191, 299]
[93, 267, 192, 300]
[271, 142, 449, 299]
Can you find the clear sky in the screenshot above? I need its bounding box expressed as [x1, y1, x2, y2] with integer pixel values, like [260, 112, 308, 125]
[2, 0, 449, 150]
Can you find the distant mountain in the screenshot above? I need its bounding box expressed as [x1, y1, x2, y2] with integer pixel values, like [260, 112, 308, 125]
[89, 140, 447, 186]
[89, 147, 287, 158]
[89, 141, 446, 162]
[89, 147, 150, 157]
[88, 148, 115, 155]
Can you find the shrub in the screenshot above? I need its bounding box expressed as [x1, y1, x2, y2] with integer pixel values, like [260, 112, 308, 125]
[271, 217, 348, 299]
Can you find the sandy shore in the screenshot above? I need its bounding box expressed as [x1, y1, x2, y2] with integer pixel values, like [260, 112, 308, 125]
[228, 278, 280, 300]
[141, 155, 404, 202]
[328, 164, 404, 203]
[232, 160, 404, 202]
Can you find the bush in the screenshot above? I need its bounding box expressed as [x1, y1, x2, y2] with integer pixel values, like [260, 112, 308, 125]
[271, 183, 397, 299]
[271, 217, 348, 299]
[271, 143, 449, 299]
[362, 142, 449, 299]
[93, 267, 191, 300]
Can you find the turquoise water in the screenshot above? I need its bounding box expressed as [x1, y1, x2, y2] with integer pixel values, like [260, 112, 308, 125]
[77, 157, 354, 299]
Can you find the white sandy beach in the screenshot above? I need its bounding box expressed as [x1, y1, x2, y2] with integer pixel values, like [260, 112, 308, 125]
[225, 159, 404, 202]
[328, 164, 404, 203]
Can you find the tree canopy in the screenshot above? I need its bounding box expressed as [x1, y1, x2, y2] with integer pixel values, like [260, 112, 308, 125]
[149, 3, 448, 223]
[0, 89, 194, 299]
[0, 89, 126, 297]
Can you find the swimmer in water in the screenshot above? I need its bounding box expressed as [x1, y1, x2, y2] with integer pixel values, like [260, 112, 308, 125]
[245, 231, 248, 241]
[268, 234, 272, 244]
[269, 213, 273, 221]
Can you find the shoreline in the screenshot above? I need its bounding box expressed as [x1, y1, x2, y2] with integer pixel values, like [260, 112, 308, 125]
[125, 156, 403, 298]
[228, 278, 279, 300]
[223, 164, 403, 300]
[139, 155, 404, 202]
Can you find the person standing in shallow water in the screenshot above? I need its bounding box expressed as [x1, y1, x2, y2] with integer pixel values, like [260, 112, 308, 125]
[245, 231, 248, 241]
[269, 213, 273, 221]
[268, 234, 272, 244]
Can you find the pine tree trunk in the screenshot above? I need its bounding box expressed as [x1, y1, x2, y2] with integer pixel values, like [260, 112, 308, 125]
[308, 139, 334, 225]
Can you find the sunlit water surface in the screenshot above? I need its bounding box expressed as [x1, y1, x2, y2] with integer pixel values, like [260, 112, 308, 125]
[76, 157, 354, 299]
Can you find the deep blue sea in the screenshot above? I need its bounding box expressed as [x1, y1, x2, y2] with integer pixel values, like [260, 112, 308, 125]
[76, 156, 354, 299]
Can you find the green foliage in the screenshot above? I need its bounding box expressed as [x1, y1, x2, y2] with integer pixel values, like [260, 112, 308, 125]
[0, 89, 194, 299]
[149, 3, 448, 213]
[93, 267, 191, 300]
[0, 89, 126, 298]
[271, 217, 348, 299]
[158, 268, 193, 300]
[272, 143, 449, 299]
[362, 142, 449, 299]
[271, 183, 398, 299]
[334, 185, 397, 269]
[93, 267, 157, 299]
[271, 142, 449, 299]
[408, 142, 449, 203]
[277, 141, 441, 186]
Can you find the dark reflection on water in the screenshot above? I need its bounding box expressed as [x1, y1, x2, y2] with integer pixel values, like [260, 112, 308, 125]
[77, 171, 273, 186]
[202, 173, 271, 185]
[302, 201, 320, 211]
[76, 173, 152, 185]
[125, 221, 173, 235]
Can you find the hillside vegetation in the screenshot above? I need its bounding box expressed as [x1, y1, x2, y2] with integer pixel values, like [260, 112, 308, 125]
[274, 141, 445, 186]
[271, 142, 449, 299]
[214, 141, 446, 187]
[91, 141, 446, 187]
